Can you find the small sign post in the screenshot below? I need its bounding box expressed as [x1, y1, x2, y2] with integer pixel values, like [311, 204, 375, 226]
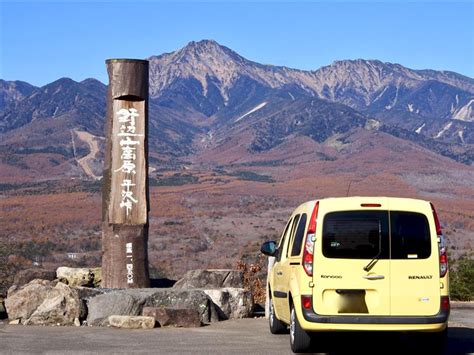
[102, 59, 150, 288]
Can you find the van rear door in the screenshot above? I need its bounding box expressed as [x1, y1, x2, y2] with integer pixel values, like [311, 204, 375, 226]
[388, 201, 440, 316]
[313, 207, 391, 316]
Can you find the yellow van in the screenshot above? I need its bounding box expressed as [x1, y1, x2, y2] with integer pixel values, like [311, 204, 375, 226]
[261, 197, 449, 353]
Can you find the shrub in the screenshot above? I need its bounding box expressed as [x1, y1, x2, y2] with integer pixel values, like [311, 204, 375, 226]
[0, 244, 19, 297]
[235, 255, 267, 305]
[450, 253, 474, 301]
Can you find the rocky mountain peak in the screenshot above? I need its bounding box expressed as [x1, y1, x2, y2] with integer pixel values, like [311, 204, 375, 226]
[316, 59, 422, 90]
[0, 80, 37, 111]
[148, 40, 250, 100]
[0, 77, 106, 133]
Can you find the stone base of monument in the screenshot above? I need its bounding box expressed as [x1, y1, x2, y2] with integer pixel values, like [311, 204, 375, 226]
[108, 315, 155, 329]
[142, 307, 201, 328]
[3, 268, 254, 328]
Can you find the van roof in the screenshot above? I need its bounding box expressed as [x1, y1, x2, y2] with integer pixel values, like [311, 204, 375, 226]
[295, 196, 432, 213]
[319, 196, 429, 203]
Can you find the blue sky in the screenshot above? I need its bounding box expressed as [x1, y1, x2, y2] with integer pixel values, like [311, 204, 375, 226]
[1, 1, 473, 86]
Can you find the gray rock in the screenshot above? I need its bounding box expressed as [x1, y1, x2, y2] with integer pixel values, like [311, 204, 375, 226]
[12, 268, 56, 288]
[87, 288, 218, 326]
[57, 267, 98, 287]
[203, 288, 253, 320]
[142, 307, 201, 327]
[86, 289, 155, 326]
[108, 315, 155, 329]
[5, 279, 84, 325]
[144, 289, 218, 324]
[173, 269, 244, 290]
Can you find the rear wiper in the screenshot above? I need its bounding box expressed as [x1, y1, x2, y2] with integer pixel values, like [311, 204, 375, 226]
[364, 253, 380, 272]
[364, 224, 382, 272]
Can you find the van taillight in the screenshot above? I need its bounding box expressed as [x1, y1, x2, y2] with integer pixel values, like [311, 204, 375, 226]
[431, 202, 448, 278]
[441, 296, 450, 312]
[303, 201, 319, 276]
[301, 295, 312, 310]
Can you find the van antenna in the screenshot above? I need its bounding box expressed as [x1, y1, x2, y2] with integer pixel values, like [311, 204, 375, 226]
[346, 180, 353, 197]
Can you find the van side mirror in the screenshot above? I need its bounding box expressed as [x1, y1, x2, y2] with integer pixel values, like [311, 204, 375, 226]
[260, 241, 277, 257]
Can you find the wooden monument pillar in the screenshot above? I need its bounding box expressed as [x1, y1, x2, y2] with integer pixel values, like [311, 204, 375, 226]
[102, 59, 150, 288]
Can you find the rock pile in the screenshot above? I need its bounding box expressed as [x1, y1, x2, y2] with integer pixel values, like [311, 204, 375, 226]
[3, 268, 254, 328]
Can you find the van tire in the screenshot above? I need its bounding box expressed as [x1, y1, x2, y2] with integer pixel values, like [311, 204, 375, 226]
[290, 306, 312, 353]
[423, 327, 448, 353]
[269, 298, 287, 334]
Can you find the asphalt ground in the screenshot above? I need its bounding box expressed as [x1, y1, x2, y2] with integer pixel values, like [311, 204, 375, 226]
[0, 307, 473, 354]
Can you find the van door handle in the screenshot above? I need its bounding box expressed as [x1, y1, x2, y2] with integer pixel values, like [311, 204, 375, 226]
[363, 275, 385, 280]
[276, 271, 283, 276]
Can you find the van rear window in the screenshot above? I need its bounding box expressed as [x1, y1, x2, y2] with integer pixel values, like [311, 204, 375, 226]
[322, 211, 389, 259]
[390, 212, 431, 259]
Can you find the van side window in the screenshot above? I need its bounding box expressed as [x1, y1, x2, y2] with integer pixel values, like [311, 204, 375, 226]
[286, 214, 300, 258]
[276, 217, 293, 262]
[390, 212, 431, 259]
[291, 214, 308, 256]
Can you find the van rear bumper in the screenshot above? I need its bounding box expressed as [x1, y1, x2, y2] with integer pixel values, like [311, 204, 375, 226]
[302, 308, 449, 325]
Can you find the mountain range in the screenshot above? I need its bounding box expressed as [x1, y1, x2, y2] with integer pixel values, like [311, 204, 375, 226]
[1, 39, 473, 183]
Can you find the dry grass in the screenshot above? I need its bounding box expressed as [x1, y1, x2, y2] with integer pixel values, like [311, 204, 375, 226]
[1, 129, 473, 279]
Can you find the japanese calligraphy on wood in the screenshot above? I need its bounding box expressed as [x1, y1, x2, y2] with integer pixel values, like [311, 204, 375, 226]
[109, 100, 147, 224]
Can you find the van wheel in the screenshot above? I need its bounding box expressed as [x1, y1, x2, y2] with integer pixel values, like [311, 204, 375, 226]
[290, 306, 312, 353]
[423, 327, 448, 353]
[269, 298, 287, 334]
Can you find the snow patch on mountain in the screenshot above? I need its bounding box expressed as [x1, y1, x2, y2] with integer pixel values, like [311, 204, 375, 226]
[435, 122, 453, 138]
[372, 86, 389, 103]
[415, 123, 425, 134]
[235, 102, 267, 122]
[452, 99, 474, 122]
[385, 83, 400, 110]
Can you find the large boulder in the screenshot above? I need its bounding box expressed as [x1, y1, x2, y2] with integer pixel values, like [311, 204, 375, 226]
[142, 307, 201, 328]
[87, 288, 218, 326]
[203, 288, 253, 319]
[86, 289, 155, 326]
[144, 289, 218, 323]
[5, 279, 84, 325]
[56, 267, 100, 287]
[173, 269, 244, 289]
[12, 268, 56, 288]
[108, 315, 155, 329]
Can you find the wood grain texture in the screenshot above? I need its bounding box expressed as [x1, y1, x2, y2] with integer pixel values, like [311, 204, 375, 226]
[102, 59, 150, 288]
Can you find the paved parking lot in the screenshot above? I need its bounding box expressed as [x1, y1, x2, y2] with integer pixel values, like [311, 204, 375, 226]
[0, 307, 473, 354]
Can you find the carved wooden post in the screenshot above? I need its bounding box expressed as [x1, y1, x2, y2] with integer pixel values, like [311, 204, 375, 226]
[102, 59, 150, 288]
